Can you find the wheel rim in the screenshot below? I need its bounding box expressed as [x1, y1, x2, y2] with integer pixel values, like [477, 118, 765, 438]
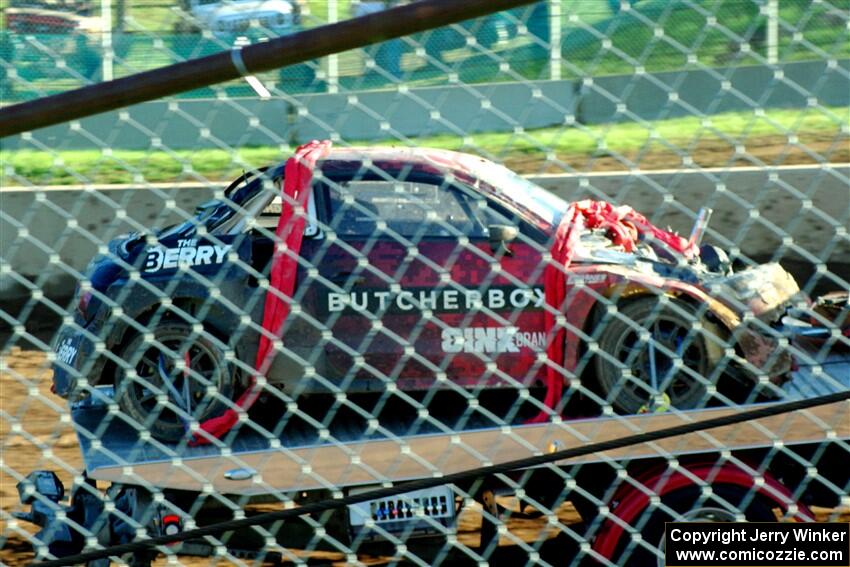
[126, 330, 223, 429]
[612, 313, 708, 410]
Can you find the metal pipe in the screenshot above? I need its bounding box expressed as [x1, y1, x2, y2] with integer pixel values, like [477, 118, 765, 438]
[101, 0, 113, 81]
[327, 0, 339, 94]
[549, 0, 561, 81]
[0, 0, 536, 138]
[767, 0, 779, 65]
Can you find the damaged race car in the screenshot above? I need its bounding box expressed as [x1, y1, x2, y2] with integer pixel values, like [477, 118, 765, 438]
[51, 141, 845, 442]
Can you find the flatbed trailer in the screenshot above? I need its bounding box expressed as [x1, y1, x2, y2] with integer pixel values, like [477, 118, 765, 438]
[16, 355, 850, 565]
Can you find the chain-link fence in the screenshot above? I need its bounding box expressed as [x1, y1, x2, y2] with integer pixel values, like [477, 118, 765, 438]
[3, 1, 849, 100]
[2, 0, 849, 565]
[2, 1, 554, 100]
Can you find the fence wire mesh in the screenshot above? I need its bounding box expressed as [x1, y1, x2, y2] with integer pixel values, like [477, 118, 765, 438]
[1, 0, 849, 565]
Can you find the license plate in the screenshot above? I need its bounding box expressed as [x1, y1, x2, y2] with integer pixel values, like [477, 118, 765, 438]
[348, 486, 455, 537]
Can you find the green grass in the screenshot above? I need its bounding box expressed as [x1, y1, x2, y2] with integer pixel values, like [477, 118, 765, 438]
[379, 105, 847, 156]
[558, 0, 850, 78]
[4, 106, 846, 186]
[3, 147, 284, 186]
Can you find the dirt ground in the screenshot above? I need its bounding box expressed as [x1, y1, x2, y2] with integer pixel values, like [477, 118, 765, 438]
[0, 348, 586, 566]
[1, 347, 847, 566]
[503, 133, 850, 174]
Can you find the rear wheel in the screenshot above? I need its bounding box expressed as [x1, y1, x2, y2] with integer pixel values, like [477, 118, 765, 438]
[115, 323, 235, 443]
[613, 484, 777, 565]
[594, 297, 724, 414]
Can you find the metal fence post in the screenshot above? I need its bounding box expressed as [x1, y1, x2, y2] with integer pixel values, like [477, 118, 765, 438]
[549, 0, 562, 81]
[328, 0, 340, 93]
[101, 0, 113, 81]
[767, 0, 778, 65]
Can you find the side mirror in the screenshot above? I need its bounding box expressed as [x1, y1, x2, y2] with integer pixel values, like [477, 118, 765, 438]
[488, 224, 519, 256]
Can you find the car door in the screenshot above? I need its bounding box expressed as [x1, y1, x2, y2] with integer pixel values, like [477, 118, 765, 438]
[313, 172, 547, 393]
[244, 182, 331, 395]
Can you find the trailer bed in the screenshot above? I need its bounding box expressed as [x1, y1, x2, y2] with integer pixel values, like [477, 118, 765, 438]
[72, 355, 850, 495]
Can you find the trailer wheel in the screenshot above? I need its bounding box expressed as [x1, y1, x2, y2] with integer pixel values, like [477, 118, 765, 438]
[594, 297, 724, 414]
[115, 323, 236, 443]
[613, 484, 776, 565]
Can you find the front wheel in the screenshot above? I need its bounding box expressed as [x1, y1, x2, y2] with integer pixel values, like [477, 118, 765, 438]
[594, 296, 725, 414]
[115, 323, 236, 443]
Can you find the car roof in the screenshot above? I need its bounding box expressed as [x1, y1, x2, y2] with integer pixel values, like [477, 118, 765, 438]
[317, 146, 489, 179]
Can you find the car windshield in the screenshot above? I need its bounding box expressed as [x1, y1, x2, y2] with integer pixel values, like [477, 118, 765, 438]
[151, 167, 279, 239]
[460, 157, 567, 232]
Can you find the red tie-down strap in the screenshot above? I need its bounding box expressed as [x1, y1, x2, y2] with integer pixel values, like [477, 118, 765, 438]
[528, 199, 696, 423]
[192, 140, 332, 445]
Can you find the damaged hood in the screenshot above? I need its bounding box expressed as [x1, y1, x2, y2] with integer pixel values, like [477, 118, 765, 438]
[704, 263, 802, 323]
[571, 228, 802, 323]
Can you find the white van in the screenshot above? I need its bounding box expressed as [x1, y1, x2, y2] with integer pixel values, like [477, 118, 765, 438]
[188, 0, 301, 39]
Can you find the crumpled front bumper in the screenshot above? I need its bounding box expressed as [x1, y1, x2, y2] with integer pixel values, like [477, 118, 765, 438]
[706, 263, 804, 383]
[711, 263, 803, 322]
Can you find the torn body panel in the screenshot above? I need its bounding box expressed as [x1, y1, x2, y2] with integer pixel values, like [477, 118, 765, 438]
[559, 260, 800, 390]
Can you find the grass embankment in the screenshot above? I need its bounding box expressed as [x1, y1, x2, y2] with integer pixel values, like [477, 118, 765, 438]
[3, 106, 847, 186]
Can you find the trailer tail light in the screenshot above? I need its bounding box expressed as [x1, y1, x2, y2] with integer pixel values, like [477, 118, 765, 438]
[161, 514, 182, 538]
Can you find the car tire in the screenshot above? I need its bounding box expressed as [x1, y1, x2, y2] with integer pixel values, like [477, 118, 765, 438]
[611, 484, 776, 566]
[594, 296, 724, 414]
[115, 322, 236, 443]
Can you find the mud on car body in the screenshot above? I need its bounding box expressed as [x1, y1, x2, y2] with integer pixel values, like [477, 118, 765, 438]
[53, 147, 809, 442]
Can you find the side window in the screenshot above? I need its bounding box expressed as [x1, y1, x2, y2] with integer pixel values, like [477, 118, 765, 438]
[254, 181, 321, 238]
[456, 187, 515, 233]
[326, 180, 487, 239]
